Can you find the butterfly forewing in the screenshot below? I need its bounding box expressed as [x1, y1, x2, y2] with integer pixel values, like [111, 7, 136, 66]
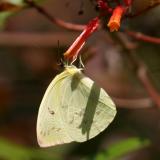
[37, 70, 73, 147]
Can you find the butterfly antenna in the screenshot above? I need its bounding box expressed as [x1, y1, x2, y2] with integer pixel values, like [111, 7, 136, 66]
[79, 55, 85, 68]
[58, 40, 60, 57]
[57, 40, 65, 68]
[78, 0, 84, 15]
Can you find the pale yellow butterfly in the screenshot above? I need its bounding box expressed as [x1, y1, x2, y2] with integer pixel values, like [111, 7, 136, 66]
[37, 65, 116, 147]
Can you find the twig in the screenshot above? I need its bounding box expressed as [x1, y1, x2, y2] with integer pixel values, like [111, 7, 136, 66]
[116, 33, 160, 108]
[112, 97, 153, 109]
[125, 30, 160, 44]
[24, 0, 85, 31]
[0, 32, 79, 47]
[117, 32, 137, 49]
[137, 64, 160, 107]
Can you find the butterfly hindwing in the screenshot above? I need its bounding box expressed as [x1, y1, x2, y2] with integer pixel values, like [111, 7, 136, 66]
[59, 70, 116, 142]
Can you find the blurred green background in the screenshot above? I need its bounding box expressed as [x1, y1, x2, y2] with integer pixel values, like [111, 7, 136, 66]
[0, 0, 160, 160]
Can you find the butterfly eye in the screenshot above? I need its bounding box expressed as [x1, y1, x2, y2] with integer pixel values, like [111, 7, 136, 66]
[107, 6, 124, 32]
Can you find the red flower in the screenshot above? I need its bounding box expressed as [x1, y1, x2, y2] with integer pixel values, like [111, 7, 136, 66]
[64, 17, 100, 62]
[107, 6, 124, 32]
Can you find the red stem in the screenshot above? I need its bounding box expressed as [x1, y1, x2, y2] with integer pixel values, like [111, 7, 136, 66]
[24, 0, 86, 31]
[137, 65, 160, 107]
[125, 30, 160, 44]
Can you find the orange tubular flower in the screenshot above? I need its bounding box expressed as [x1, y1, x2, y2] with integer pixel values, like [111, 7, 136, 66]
[107, 6, 124, 32]
[64, 17, 100, 62]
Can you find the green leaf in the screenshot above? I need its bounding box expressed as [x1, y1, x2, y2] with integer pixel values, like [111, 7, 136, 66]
[0, 12, 11, 28]
[0, 138, 61, 160]
[0, 0, 44, 6]
[0, 0, 44, 29]
[95, 137, 150, 160]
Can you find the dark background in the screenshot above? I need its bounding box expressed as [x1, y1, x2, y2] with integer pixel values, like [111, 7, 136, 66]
[0, 0, 160, 159]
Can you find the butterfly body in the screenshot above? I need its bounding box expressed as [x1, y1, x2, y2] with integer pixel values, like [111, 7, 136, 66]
[37, 65, 116, 147]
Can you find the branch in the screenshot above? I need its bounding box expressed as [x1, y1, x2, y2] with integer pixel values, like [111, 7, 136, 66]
[124, 30, 160, 44]
[0, 32, 79, 47]
[137, 64, 160, 107]
[112, 96, 153, 109]
[24, 0, 85, 31]
[116, 33, 160, 108]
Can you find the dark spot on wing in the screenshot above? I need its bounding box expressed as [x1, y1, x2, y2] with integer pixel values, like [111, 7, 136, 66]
[47, 131, 50, 135]
[42, 131, 46, 136]
[74, 108, 85, 117]
[51, 127, 55, 130]
[96, 110, 101, 115]
[48, 107, 55, 115]
[40, 130, 43, 135]
[69, 116, 74, 124]
[55, 128, 61, 132]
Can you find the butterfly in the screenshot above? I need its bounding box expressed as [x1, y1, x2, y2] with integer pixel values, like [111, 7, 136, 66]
[37, 65, 116, 147]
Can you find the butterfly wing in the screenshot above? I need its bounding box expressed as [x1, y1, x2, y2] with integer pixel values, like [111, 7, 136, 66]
[60, 70, 117, 142]
[37, 70, 73, 147]
[37, 66, 116, 147]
